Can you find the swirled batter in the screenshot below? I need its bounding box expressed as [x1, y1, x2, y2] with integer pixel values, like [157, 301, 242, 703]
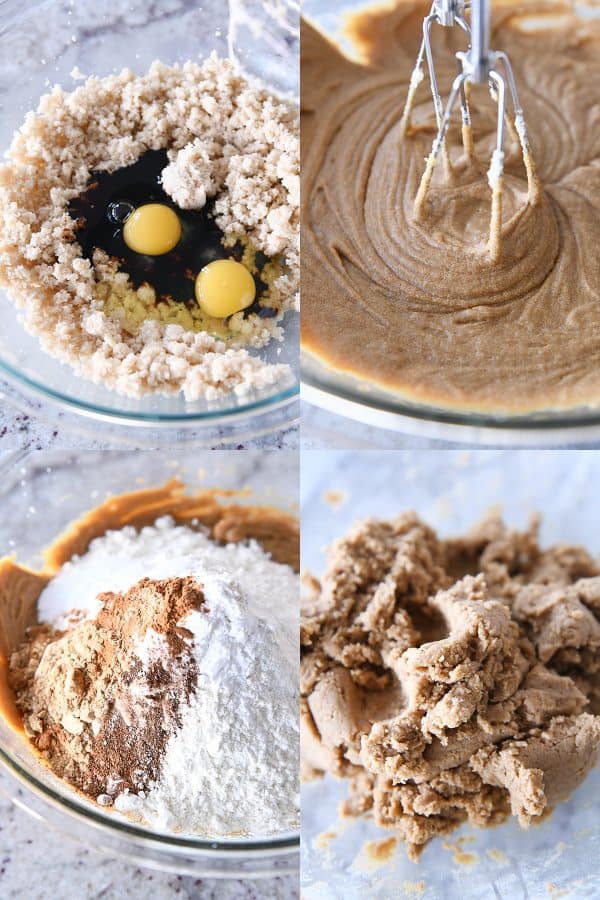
[302, 2, 600, 413]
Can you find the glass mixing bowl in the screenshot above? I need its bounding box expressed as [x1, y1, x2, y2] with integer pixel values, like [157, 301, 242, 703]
[0, 0, 299, 441]
[301, 0, 600, 446]
[301, 448, 600, 898]
[0, 449, 299, 877]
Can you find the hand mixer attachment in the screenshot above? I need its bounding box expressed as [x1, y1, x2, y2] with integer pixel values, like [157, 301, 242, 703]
[401, 0, 540, 261]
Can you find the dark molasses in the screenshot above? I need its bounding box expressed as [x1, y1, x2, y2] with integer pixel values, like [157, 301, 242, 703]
[69, 150, 276, 317]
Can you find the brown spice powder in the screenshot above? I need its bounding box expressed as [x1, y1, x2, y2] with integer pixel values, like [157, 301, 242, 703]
[10, 576, 205, 799]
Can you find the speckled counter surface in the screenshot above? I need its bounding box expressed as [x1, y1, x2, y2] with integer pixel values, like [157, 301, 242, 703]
[0, 381, 298, 450]
[0, 772, 298, 900]
[0, 0, 299, 453]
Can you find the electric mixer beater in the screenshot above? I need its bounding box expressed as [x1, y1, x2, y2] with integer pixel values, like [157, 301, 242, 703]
[401, 0, 540, 261]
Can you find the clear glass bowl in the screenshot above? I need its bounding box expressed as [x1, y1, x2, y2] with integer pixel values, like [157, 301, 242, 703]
[0, 449, 299, 877]
[0, 0, 299, 441]
[301, 0, 600, 446]
[301, 449, 600, 898]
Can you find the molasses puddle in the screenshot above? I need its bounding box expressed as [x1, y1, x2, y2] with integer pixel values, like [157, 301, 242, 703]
[0, 56, 299, 399]
[301, 3, 600, 414]
[69, 149, 277, 326]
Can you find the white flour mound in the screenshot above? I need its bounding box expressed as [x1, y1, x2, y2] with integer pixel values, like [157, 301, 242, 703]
[37, 517, 299, 836]
[117, 575, 299, 835]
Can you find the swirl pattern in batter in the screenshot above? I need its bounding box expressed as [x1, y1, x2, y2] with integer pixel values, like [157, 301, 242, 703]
[301, 2, 600, 413]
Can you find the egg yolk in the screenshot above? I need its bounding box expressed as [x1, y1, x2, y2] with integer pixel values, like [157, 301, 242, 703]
[195, 259, 256, 318]
[122, 203, 181, 255]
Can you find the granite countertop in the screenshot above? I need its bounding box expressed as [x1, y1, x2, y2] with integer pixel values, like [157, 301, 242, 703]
[0, 772, 298, 900]
[0, 0, 299, 453]
[0, 381, 298, 450]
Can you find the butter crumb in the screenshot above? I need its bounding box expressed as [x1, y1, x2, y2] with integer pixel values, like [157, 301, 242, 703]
[322, 489, 349, 509]
[442, 837, 479, 868]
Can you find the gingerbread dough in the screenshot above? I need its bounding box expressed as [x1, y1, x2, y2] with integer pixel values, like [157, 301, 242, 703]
[301, 513, 600, 859]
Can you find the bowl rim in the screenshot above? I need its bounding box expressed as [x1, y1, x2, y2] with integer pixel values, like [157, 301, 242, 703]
[0, 450, 300, 866]
[0, 357, 299, 429]
[302, 357, 600, 445]
[0, 0, 299, 435]
[0, 743, 299, 857]
[300, 0, 600, 443]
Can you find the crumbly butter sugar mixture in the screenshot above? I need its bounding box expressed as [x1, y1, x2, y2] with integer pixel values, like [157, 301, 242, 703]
[302, 2, 600, 413]
[0, 484, 300, 836]
[0, 55, 299, 400]
[301, 512, 600, 859]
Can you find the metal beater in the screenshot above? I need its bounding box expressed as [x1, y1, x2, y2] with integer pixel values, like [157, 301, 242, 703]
[401, 0, 540, 261]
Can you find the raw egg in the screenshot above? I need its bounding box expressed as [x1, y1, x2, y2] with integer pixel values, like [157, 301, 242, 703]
[195, 259, 256, 318]
[123, 203, 181, 255]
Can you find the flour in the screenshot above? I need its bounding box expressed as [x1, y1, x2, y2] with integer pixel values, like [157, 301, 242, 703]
[116, 574, 299, 835]
[35, 517, 299, 836]
[38, 516, 297, 656]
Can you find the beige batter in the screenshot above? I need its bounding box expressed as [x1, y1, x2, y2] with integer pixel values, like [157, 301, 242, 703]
[301, 2, 600, 414]
[301, 513, 600, 859]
